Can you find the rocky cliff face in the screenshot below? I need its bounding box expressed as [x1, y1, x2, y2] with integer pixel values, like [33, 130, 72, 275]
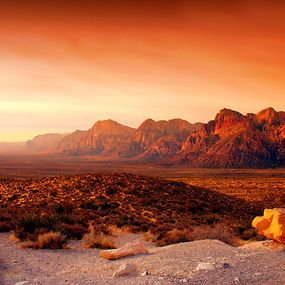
[58, 120, 135, 156]
[174, 108, 284, 167]
[23, 107, 285, 168]
[57, 130, 88, 155]
[123, 119, 202, 158]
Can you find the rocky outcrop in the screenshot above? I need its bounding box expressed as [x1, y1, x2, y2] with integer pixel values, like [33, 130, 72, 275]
[58, 120, 135, 156]
[57, 130, 88, 155]
[138, 135, 182, 161]
[123, 119, 202, 158]
[173, 107, 284, 167]
[252, 208, 285, 243]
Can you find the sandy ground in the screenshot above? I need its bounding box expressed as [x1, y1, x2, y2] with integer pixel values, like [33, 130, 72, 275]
[1, 232, 285, 285]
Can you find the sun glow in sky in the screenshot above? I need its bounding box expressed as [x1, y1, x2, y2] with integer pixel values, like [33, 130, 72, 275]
[1, 1, 285, 141]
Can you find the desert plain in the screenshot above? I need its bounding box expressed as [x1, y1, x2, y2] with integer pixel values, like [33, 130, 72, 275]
[0, 156, 284, 284]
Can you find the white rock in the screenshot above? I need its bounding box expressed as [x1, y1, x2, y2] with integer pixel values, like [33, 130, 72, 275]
[15, 282, 29, 285]
[234, 277, 240, 283]
[113, 263, 137, 277]
[141, 270, 149, 276]
[195, 262, 215, 271]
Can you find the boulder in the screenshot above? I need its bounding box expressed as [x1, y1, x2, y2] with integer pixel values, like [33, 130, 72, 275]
[113, 263, 137, 277]
[100, 240, 148, 260]
[252, 208, 285, 243]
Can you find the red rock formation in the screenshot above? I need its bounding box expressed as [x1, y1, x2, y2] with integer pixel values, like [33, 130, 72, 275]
[59, 120, 135, 156]
[23, 107, 285, 168]
[124, 119, 202, 157]
[174, 107, 284, 167]
[57, 130, 88, 155]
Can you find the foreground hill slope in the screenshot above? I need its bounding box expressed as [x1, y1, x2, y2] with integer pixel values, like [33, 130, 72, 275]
[0, 173, 268, 236]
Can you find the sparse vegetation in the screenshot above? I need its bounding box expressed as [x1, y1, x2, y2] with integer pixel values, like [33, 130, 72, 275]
[21, 232, 69, 249]
[0, 172, 282, 247]
[154, 224, 240, 247]
[83, 224, 116, 249]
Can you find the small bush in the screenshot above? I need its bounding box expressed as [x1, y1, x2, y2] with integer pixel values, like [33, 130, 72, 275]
[155, 228, 191, 247]
[143, 230, 159, 242]
[153, 224, 240, 247]
[0, 221, 13, 232]
[187, 224, 240, 246]
[83, 225, 116, 249]
[21, 232, 69, 249]
[52, 202, 74, 214]
[14, 214, 42, 240]
[80, 200, 98, 210]
[61, 223, 87, 239]
[14, 214, 61, 241]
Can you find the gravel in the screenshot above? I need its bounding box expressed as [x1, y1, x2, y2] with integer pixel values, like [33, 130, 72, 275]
[1, 232, 285, 285]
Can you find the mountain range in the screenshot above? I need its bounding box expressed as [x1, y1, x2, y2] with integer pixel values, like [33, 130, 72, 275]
[1, 107, 284, 168]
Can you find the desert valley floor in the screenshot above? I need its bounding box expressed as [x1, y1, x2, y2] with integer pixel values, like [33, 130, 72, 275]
[0, 156, 285, 284]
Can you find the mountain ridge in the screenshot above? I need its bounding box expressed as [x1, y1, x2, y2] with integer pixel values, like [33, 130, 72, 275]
[2, 107, 284, 168]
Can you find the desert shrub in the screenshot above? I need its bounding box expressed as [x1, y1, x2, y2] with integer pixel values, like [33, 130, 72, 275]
[0, 221, 13, 232]
[186, 224, 240, 246]
[143, 230, 159, 242]
[14, 214, 62, 241]
[41, 214, 62, 231]
[14, 214, 42, 240]
[155, 228, 191, 247]
[61, 223, 87, 239]
[152, 224, 240, 247]
[83, 224, 116, 249]
[52, 202, 74, 214]
[239, 228, 265, 241]
[80, 199, 98, 210]
[21, 232, 69, 249]
[106, 188, 116, 195]
[58, 213, 84, 225]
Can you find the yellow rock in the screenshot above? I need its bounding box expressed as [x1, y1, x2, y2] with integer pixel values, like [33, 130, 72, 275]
[252, 208, 285, 243]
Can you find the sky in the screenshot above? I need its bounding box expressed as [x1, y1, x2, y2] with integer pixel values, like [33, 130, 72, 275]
[1, 1, 285, 142]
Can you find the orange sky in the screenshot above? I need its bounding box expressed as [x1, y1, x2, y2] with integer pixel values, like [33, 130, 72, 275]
[1, 1, 285, 142]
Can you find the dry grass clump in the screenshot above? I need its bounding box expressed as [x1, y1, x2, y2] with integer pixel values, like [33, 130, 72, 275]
[187, 224, 240, 246]
[154, 224, 240, 247]
[143, 230, 160, 242]
[0, 221, 13, 232]
[61, 223, 87, 239]
[155, 228, 191, 247]
[21, 232, 69, 249]
[13, 212, 87, 242]
[83, 224, 116, 249]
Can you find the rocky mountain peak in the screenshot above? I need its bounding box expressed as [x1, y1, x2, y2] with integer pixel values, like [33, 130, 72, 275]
[256, 107, 280, 125]
[214, 108, 245, 130]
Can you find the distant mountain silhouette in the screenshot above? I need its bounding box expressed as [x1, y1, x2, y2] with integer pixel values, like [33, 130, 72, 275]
[26, 133, 68, 153]
[8, 107, 284, 168]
